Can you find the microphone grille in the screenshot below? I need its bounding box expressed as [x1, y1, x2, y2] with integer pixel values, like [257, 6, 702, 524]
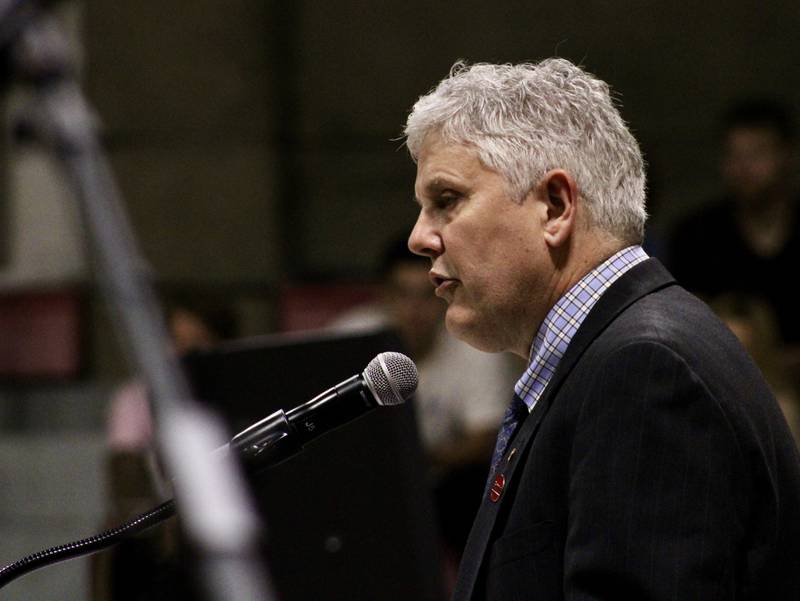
[364, 352, 418, 406]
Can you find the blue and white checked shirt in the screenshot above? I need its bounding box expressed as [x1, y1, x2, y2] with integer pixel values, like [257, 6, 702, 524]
[514, 245, 649, 413]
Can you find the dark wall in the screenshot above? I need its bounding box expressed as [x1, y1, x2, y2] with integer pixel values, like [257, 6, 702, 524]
[290, 1, 800, 274]
[83, 0, 800, 316]
[85, 0, 280, 284]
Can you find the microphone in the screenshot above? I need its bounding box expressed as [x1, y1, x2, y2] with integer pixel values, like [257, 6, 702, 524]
[227, 352, 418, 473]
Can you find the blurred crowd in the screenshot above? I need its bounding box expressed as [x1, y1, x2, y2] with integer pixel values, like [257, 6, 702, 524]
[665, 99, 800, 443]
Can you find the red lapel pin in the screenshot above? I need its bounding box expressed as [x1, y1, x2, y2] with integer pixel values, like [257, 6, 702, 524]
[489, 474, 506, 503]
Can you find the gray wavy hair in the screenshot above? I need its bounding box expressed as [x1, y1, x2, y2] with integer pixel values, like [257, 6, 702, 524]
[404, 59, 647, 243]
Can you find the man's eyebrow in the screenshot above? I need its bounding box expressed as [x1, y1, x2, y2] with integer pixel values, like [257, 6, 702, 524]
[427, 176, 451, 191]
[419, 176, 460, 196]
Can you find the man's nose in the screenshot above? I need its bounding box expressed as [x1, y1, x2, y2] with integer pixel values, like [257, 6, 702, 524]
[408, 211, 442, 258]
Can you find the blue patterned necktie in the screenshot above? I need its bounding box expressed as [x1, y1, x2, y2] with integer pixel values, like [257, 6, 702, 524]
[488, 393, 528, 479]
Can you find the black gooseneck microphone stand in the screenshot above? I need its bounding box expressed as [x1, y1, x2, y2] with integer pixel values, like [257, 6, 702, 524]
[0, 3, 277, 599]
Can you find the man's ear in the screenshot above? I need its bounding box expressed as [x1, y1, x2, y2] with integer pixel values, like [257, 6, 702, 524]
[540, 169, 578, 248]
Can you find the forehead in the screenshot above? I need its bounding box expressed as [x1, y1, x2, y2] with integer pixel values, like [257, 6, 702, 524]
[414, 134, 491, 196]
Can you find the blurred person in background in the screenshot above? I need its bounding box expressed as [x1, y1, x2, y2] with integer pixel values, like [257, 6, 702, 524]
[668, 99, 800, 368]
[331, 236, 521, 575]
[711, 293, 800, 445]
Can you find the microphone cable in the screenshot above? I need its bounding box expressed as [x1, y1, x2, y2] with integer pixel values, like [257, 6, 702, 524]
[0, 499, 176, 590]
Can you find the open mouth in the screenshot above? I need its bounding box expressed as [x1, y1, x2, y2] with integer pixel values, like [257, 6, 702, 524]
[434, 279, 458, 297]
[429, 270, 458, 297]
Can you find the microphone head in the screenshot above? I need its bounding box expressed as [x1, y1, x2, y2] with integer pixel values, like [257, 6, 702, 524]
[363, 352, 418, 406]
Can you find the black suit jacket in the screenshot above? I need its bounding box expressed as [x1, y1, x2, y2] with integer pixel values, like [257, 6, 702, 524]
[453, 258, 800, 601]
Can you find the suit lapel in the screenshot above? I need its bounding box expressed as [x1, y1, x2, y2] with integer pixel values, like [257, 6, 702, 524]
[452, 389, 551, 601]
[451, 258, 676, 601]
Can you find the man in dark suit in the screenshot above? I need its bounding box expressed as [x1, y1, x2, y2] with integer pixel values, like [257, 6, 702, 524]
[404, 59, 800, 600]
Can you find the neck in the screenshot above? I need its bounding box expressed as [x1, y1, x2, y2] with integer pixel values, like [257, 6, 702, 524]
[513, 233, 629, 359]
[555, 232, 629, 299]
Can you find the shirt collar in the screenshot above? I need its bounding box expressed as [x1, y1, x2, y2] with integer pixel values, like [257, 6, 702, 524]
[514, 245, 649, 412]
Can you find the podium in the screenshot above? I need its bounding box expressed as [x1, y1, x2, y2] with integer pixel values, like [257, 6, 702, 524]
[184, 328, 445, 601]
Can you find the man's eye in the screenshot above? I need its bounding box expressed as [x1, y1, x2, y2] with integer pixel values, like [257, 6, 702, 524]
[435, 194, 459, 209]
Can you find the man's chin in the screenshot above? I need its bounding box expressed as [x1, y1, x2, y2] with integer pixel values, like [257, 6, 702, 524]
[444, 307, 500, 353]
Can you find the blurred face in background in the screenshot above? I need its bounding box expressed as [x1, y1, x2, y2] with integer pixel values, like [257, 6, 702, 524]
[721, 126, 790, 205]
[384, 261, 445, 359]
[169, 308, 217, 355]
